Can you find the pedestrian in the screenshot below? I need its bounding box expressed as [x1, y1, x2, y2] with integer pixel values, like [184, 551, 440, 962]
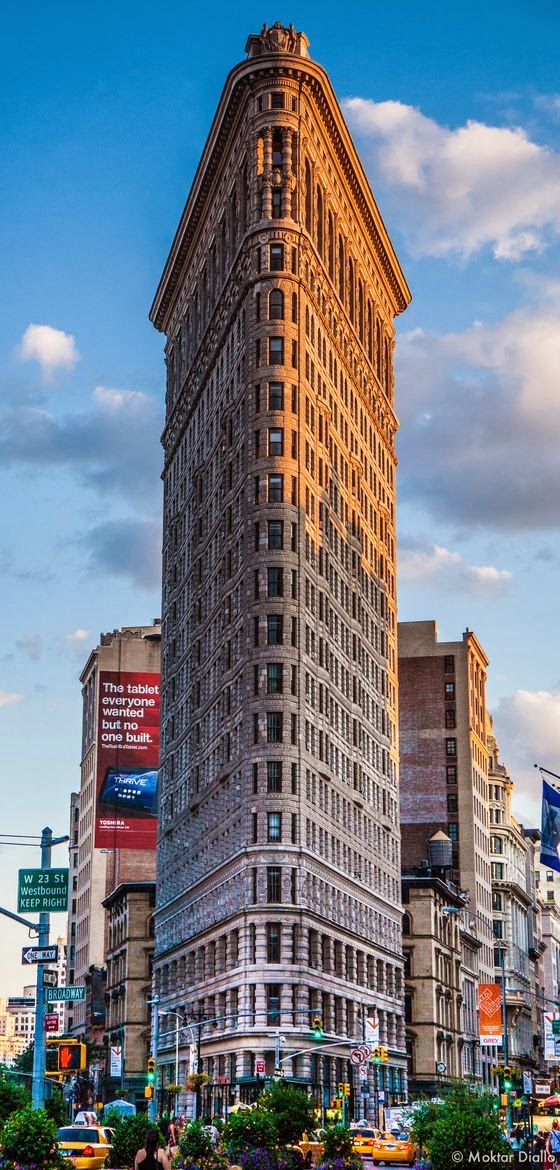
[204, 1116, 220, 1145]
[167, 1117, 178, 1156]
[134, 1128, 171, 1170]
[548, 1121, 560, 1167]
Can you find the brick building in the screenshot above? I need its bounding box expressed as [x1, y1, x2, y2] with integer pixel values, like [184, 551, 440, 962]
[398, 620, 494, 1084]
[150, 23, 411, 1116]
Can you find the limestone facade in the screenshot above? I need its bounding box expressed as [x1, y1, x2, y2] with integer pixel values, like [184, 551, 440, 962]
[151, 24, 410, 1115]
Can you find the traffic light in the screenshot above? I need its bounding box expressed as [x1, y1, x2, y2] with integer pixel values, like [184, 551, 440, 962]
[372, 1046, 388, 1064]
[147, 1056, 156, 1084]
[503, 1067, 512, 1091]
[312, 1017, 323, 1040]
[144, 1086, 154, 1099]
[57, 1043, 86, 1072]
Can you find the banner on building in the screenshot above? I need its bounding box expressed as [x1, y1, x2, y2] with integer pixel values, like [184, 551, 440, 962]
[478, 983, 502, 1046]
[110, 1045, 123, 1077]
[94, 670, 160, 850]
[365, 1013, 380, 1047]
[544, 1013, 560, 1062]
[540, 778, 560, 874]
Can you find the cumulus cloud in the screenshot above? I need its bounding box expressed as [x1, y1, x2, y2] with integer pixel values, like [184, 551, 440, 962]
[343, 97, 560, 260]
[17, 324, 79, 380]
[492, 688, 560, 827]
[15, 633, 43, 661]
[0, 385, 163, 505]
[64, 629, 90, 647]
[396, 302, 560, 530]
[0, 691, 24, 709]
[86, 517, 162, 591]
[399, 539, 512, 594]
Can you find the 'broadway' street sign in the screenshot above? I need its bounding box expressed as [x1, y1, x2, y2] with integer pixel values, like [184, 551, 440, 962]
[45, 986, 86, 1003]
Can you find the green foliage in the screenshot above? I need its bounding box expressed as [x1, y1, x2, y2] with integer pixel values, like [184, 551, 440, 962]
[223, 1107, 279, 1160]
[174, 1119, 229, 1170]
[0, 1076, 30, 1122]
[260, 1082, 316, 1146]
[0, 1106, 65, 1169]
[406, 1098, 442, 1153]
[11, 1045, 34, 1076]
[105, 1111, 155, 1168]
[44, 1090, 67, 1127]
[321, 1124, 358, 1164]
[409, 1086, 511, 1170]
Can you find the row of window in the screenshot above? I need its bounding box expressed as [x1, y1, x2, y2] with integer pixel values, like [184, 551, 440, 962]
[252, 711, 298, 744]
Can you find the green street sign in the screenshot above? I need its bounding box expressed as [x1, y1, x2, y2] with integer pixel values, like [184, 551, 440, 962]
[17, 868, 69, 913]
[45, 986, 86, 1003]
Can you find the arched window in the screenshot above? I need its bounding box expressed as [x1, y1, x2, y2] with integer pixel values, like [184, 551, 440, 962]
[317, 186, 323, 256]
[376, 320, 382, 380]
[338, 235, 344, 302]
[269, 289, 284, 320]
[358, 280, 364, 342]
[305, 159, 312, 233]
[402, 912, 411, 936]
[328, 212, 334, 280]
[367, 302, 373, 362]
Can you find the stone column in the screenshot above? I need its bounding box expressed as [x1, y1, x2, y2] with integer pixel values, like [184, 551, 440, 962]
[262, 130, 273, 219]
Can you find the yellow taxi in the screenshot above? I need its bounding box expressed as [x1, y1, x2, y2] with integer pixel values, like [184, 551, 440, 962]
[56, 1125, 113, 1170]
[371, 1130, 416, 1165]
[298, 1130, 326, 1166]
[352, 1127, 381, 1157]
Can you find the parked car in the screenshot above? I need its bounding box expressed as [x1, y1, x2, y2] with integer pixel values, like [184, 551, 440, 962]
[371, 1130, 416, 1165]
[56, 1125, 112, 1170]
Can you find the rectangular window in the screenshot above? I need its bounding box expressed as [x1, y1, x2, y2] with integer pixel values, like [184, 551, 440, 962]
[253, 713, 259, 744]
[267, 663, 283, 694]
[271, 92, 284, 109]
[445, 738, 457, 757]
[267, 761, 282, 792]
[444, 654, 455, 673]
[267, 566, 283, 596]
[445, 709, 456, 729]
[268, 427, 283, 455]
[291, 812, 297, 843]
[492, 862, 504, 880]
[254, 430, 260, 456]
[252, 763, 259, 794]
[268, 381, 284, 410]
[269, 337, 284, 365]
[447, 822, 458, 842]
[266, 923, 281, 963]
[266, 983, 281, 1024]
[291, 713, 297, 744]
[268, 520, 283, 549]
[267, 712, 283, 743]
[445, 681, 455, 698]
[267, 866, 282, 903]
[268, 474, 284, 502]
[493, 920, 503, 939]
[446, 765, 457, 784]
[272, 189, 282, 218]
[252, 868, 258, 903]
[447, 793, 458, 813]
[270, 244, 284, 271]
[252, 811, 258, 843]
[267, 615, 283, 644]
[267, 811, 282, 841]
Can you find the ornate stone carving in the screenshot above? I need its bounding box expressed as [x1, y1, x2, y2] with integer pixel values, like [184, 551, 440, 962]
[245, 22, 310, 59]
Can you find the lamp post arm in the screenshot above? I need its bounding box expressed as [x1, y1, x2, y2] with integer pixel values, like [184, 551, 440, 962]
[0, 906, 40, 932]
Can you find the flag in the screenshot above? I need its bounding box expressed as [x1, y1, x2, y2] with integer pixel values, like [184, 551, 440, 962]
[540, 778, 560, 873]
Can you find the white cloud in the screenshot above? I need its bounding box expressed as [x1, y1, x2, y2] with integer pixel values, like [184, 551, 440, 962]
[343, 97, 560, 260]
[0, 691, 24, 709]
[93, 386, 148, 411]
[399, 540, 512, 594]
[492, 689, 560, 827]
[396, 301, 560, 530]
[64, 629, 90, 646]
[17, 324, 79, 381]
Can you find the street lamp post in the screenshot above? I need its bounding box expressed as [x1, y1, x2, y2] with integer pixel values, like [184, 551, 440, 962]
[496, 943, 512, 1135]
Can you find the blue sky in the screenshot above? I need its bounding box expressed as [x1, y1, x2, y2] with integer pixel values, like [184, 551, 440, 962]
[1, 0, 559, 995]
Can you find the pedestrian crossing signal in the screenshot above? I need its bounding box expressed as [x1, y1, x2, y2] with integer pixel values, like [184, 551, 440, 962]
[58, 1043, 86, 1072]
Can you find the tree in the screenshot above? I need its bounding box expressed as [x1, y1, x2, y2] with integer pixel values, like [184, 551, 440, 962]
[104, 1112, 155, 1169]
[409, 1085, 511, 1170]
[320, 1123, 361, 1169]
[0, 1075, 30, 1122]
[260, 1082, 316, 1146]
[0, 1106, 65, 1170]
[223, 1106, 279, 1161]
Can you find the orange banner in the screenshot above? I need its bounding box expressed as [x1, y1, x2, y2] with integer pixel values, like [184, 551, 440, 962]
[479, 983, 503, 1046]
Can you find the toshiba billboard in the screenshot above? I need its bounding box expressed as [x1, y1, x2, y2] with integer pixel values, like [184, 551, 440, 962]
[94, 670, 160, 849]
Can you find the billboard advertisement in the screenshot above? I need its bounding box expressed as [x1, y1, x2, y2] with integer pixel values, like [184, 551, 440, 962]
[478, 983, 503, 1046]
[94, 670, 160, 850]
[544, 1013, 560, 1062]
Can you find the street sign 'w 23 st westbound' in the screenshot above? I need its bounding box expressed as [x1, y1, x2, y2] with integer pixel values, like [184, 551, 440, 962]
[18, 869, 69, 913]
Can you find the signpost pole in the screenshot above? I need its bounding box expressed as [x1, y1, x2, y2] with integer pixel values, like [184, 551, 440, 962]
[31, 827, 52, 1110]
